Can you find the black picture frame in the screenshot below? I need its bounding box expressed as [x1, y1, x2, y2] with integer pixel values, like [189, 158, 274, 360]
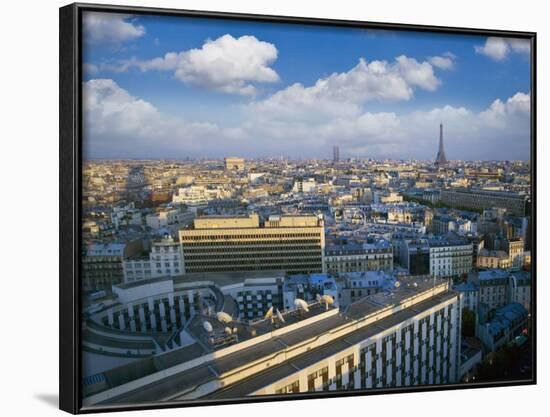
[59, 2, 537, 414]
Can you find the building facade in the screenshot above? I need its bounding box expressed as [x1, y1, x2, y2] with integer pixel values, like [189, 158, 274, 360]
[258, 294, 460, 394]
[82, 277, 461, 406]
[477, 269, 510, 312]
[179, 214, 325, 275]
[399, 239, 430, 275]
[83, 241, 142, 291]
[507, 238, 525, 270]
[476, 249, 511, 269]
[236, 277, 284, 321]
[428, 238, 473, 278]
[123, 236, 183, 283]
[440, 188, 528, 216]
[324, 241, 393, 274]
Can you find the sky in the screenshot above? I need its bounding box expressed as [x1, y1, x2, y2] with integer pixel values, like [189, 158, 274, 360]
[82, 11, 532, 161]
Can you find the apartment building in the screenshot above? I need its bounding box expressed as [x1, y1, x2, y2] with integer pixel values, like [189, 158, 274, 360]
[428, 237, 473, 278]
[82, 240, 143, 291]
[123, 236, 183, 282]
[324, 240, 393, 274]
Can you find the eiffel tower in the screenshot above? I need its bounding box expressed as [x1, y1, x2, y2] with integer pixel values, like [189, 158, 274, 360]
[434, 122, 447, 168]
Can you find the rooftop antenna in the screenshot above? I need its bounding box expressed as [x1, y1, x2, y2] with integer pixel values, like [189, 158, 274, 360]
[264, 306, 274, 324]
[320, 295, 334, 310]
[294, 298, 310, 313]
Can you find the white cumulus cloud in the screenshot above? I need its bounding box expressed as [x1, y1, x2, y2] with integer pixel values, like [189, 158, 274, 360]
[479, 92, 531, 128]
[82, 79, 530, 161]
[395, 55, 441, 91]
[428, 52, 456, 70]
[249, 56, 442, 121]
[82, 79, 242, 158]
[83, 12, 145, 45]
[475, 37, 530, 61]
[114, 34, 280, 96]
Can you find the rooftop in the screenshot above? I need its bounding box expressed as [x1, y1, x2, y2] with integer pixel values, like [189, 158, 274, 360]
[478, 269, 510, 281]
[208, 290, 457, 400]
[84, 276, 452, 406]
[486, 303, 528, 336]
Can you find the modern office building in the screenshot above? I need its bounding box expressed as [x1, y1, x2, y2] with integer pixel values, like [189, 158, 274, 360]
[179, 213, 325, 275]
[399, 239, 430, 275]
[82, 276, 461, 405]
[439, 188, 528, 216]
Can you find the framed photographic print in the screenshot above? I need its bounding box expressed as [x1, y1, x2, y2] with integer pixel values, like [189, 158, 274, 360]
[59, 2, 536, 414]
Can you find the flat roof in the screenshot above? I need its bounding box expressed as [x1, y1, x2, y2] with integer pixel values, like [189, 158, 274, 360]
[93, 278, 453, 405]
[114, 276, 172, 290]
[174, 270, 286, 288]
[207, 291, 457, 400]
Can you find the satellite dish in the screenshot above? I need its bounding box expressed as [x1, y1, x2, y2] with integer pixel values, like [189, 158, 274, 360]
[264, 306, 274, 320]
[203, 321, 213, 333]
[320, 295, 334, 306]
[216, 311, 232, 323]
[276, 308, 285, 323]
[294, 298, 309, 312]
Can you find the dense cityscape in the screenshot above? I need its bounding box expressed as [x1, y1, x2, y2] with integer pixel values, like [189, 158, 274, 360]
[75, 11, 534, 410]
[79, 124, 532, 406]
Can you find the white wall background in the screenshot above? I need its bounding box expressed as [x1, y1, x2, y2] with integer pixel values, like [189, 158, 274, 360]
[0, 0, 546, 415]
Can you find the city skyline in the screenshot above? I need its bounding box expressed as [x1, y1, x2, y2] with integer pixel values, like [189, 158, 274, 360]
[82, 12, 532, 161]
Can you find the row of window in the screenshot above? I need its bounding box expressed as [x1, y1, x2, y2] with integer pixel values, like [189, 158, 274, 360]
[181, 233, 322, 241]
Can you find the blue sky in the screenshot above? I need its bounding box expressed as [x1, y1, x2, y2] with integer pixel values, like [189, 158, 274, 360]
[82, 11, 532, 161]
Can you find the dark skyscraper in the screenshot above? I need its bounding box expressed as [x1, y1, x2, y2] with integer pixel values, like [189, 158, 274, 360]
[333, 145, 340, 163]
[435, 122, 447, 168]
